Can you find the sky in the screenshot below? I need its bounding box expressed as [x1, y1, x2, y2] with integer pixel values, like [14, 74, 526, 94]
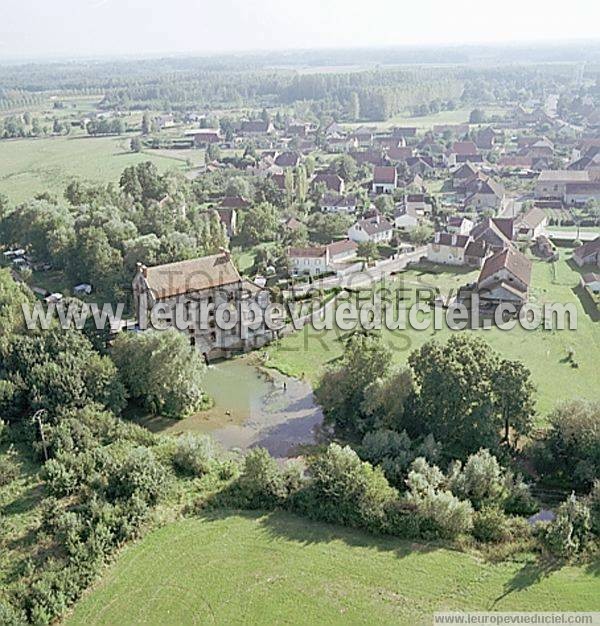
[2, 0, 600, 60]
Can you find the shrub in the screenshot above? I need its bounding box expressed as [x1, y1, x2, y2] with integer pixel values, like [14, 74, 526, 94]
[0, 600, 26, 626]
[112, 329, 207, 419]
[360, 430, 440, 487]
[588, 480, 600, 536]
[449, 449, 506, 509]
[0, 445, 19, 487]
[383, 500, 434, 539]
[405, 456, 446, 495]
[473, 506, 511, 543]
[406, 488, 474, 539]
[503, 472, 538, 516]
[229, 448, 290, 509]
[405, 457, 473, 539]
[297, 444, 397, 532]
[0, 417, 8, 445]
[543, 495, 592, 559]
[105, 447, 170, 505]
[172, 434, 216, 476]
[533, 401, 600, 489]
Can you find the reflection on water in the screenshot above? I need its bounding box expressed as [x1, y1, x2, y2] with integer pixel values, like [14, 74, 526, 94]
[139, 356, 325, 457]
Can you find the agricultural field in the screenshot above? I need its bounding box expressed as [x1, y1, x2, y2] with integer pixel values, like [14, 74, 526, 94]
[341, 106, 507, 131]
[0, 132, 187, 203]
[65, 511, 599, 626]
[264, 252, 600, 417]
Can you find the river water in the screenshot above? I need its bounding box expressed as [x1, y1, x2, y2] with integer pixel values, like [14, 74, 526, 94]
[138, 357, 325, 458]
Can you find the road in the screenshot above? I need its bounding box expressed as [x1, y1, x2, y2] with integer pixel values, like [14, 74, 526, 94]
[287, 247, 427, 296]
[546, 230, 600, 242]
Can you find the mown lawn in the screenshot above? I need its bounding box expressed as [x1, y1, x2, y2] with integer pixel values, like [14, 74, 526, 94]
[0, 133, 185, 203]
[264, 253, 600, 417]
[65, 511, 599, 626]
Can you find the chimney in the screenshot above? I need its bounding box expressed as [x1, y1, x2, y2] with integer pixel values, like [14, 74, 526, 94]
[219, 246, 231, 260]
[136, 262, 147, 278]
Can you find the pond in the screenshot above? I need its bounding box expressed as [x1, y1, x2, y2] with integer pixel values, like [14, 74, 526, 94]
[138, 356, 325, 458]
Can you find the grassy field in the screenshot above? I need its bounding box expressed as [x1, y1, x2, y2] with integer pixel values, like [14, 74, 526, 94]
[65, 511, 599, 626]
[341, 107, 507, 131]
[0, 133, 186, 203]
[264, 253, 600, 417]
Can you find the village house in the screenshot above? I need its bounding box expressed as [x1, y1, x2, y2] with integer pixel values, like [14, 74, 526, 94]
[452, 163, 480, 190]
[464, 177, 506, 212]
[372, 166, 397, 194]
[475, 127, 499, 151]
[215, 208, 237, 238]
[475, 247, 533, 309]
[154, 114, 175, 130]
[348, 213, 394, 243]
[287, 240, 358, 276]
[327, 135, 358, 152]
[219, 196, 251, 209]
[240, 120, 275, 135]
[402, 193, 431, 215]
[470, 217, 513, 252]
[353, 126, 375, 146]
[573, 237, 600, 267]
[282, 216, 304, 234]
[393, 205, 420, 231]
[287, 122, 312, 138]
[350, 149, 386, 167]
[427, 233, 470, 266]
[564, 182, 600, 206]
[447, 216, 474, 235]
[324, 121, 344, 136]
[387, 146, 415, 162]
[392, 127, 417, 138]
[521, 137, 554, 160]
[406, 156, 435, 176]
[132, 252, 275, 361]
[444, 141, 480, 167]
[534, 170, 590, 200]
[312, 173, 345, 194]
[185, 128, 222, 147]
[514, 207, 548, 239]
[274, 151, 301, 168]
[582, 272, 600, 294]
[320, 193, 358, 214]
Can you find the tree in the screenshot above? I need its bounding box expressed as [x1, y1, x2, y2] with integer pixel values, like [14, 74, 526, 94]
[409, 224, 434, 245]
[0, 269, 32, 343]
[238, 203, 279, 246]
[112, 329, 206, 419]
[469, 108, 486, 124]
[492, 359, 536, 446]
[374, 194, 393, 214]
[130, 137, 142, 152]
[357, 240, 379, 263]
[408, 335, 501, 456]
[66, 227, 123, 296]
[207, 142, 221, 162]
[1, 329, 125, 422]
[307, 212, 353, 244]
[141, 111, 151, 135]
[334, 154, 357, 183]
[316, 334, 391, 435]
[347, 91, 360, 121]
[532, 400, 600, 488]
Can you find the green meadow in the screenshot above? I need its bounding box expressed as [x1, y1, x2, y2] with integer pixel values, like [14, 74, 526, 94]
[0, 133, 186, 203]
[264, 253, 600, 417]
[65, 511, 599, 626]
